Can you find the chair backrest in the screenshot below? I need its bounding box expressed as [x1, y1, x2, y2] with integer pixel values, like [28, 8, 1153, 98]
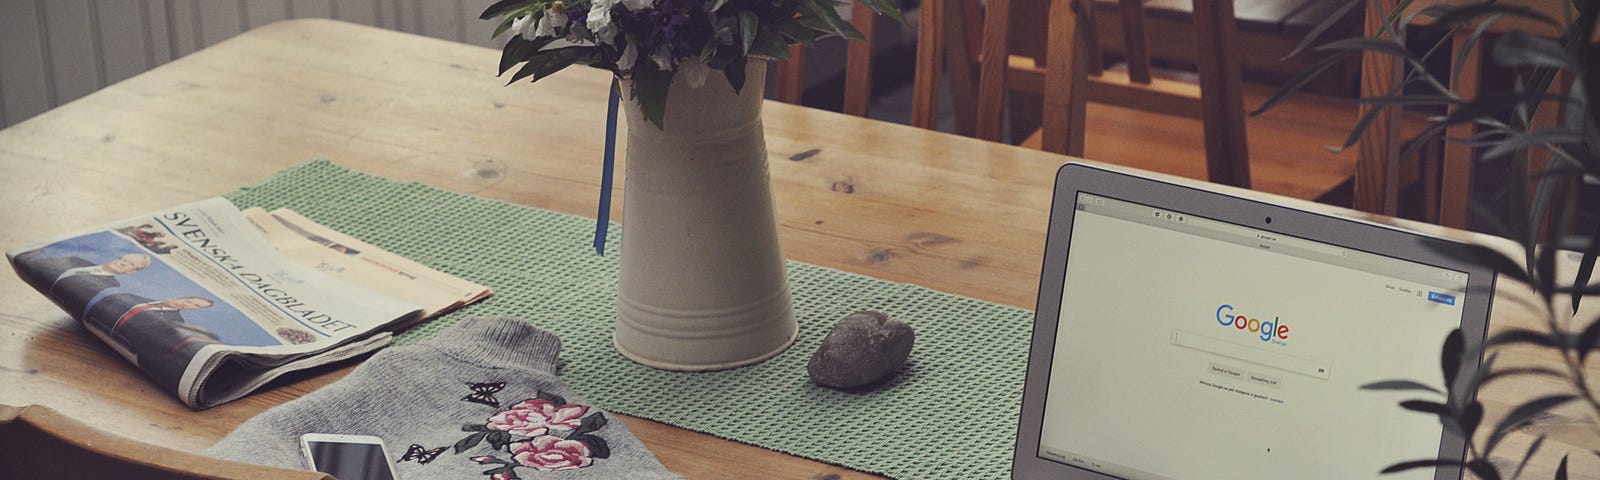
[1360, 0, 1570, 230]
[0, 404, 332, 480]
[772, 0, 1252, 189]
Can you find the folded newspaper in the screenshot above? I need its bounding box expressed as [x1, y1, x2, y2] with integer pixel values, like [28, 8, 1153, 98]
[6, 198, 490, 409]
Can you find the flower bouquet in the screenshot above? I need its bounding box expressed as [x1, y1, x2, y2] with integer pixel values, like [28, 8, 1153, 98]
[480, 0, 904, 128]
[480, 0, 904, 371]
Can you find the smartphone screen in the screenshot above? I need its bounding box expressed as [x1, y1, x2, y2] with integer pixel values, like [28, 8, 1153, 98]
[305, 439, 397, 480]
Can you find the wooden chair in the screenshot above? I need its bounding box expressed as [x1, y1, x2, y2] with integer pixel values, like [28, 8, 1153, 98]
[777, 1, 1482, 206]
[983, 0, 1253, 189]
[0, 404, 332, 480]
[772, 0, 1254, 189]
[1362, 0, 1571, 229]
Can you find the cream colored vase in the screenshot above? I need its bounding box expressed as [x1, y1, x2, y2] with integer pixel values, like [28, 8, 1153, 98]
[612, 60, 797, 371]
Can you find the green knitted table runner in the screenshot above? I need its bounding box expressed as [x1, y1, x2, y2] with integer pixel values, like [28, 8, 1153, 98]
[226, 160, 1035, 479]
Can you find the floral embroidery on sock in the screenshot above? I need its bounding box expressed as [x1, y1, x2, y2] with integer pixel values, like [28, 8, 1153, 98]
[433, 384, 611, 478]
[396, 444, 447, 464]
[462, 381, 507, 407]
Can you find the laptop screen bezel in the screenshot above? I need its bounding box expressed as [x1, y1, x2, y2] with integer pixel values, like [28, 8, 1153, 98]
[1011, 162, 1494, 480]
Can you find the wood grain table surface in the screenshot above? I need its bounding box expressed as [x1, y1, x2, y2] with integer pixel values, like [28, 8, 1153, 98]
[0, 18, 1594, 479]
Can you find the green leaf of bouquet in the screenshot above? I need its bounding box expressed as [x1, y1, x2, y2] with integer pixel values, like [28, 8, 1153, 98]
[631, 64, 673, 129]
[773, 21, 820, 46]
[504, 47, 597, 85]
[724, 56, 748, 93]
[481, 0, 530, 20]
[499, 36, 553, 75]
[712, 0, 733, 11]
[797, 0, 863, 40]
[856, 0, 906, 25]
[750, 30, 790, 60]
[738, 11, 759, 55]
[463, 423, 489, 431]
[455, 431, 489, 453]
[538, 49, 600, 81]
[493, 16, 517, 39]
[506, 59, 544, 84]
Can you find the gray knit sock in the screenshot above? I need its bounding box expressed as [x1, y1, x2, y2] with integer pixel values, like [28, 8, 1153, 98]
[205, 317, 681, 480]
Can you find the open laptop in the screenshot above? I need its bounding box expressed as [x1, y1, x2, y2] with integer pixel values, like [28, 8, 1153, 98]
[1012, 163, 1495, 480]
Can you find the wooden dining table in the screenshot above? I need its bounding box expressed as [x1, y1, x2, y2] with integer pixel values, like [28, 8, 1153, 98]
[0, 18, 1595, 479]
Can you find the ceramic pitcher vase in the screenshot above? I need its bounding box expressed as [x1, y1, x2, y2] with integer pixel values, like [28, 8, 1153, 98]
[612, 60, 797, 371]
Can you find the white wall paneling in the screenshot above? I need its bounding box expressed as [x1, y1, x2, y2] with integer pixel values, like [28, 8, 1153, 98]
[97, 0, 154, 85]
[0, 0, 53, 125]
[244, 0, 291, 29]
[143, 0, 173, 65]
[0, 0, 504, 127]
[194, 1, 244, 47]
[289, 0, 335, 19]
[41, 0, 101, 104]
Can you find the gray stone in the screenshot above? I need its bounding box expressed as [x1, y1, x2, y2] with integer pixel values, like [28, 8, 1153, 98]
[807, 311, 915, 390]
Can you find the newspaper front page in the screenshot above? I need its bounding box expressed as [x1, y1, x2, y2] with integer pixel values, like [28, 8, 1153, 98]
[8, 198, 424, 409]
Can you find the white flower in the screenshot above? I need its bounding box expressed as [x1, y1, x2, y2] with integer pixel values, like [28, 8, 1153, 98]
[680, 58, 710, 89]
[650, 45, 675, 71]
[511, 14, 534, 38]
[621, 0, 654, 11]
[617, 41, 639, 71]
[534, 8, 567, 38]
[586, 1, 619, 44]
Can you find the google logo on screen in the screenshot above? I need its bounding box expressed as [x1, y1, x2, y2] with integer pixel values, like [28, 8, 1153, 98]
[1216, 304, 1290, 344]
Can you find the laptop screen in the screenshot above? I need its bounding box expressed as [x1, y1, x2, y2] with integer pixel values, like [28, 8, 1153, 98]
[1036, 192, 1470, 480]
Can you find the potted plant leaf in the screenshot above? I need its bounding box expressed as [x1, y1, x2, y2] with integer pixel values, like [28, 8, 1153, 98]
[1262, 1, 1600, 478]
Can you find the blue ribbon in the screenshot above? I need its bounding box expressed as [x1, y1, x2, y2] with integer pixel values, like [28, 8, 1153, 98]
[596, 78, 620, 255]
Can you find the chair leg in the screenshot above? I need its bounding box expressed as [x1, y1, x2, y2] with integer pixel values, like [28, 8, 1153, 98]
[1192, 0, 1250, 188]
[776, 46, 805, 104]
[1355, 0, 1403, 215]
[1440, 29, 1481, 229]
[912, 0, 946, 130]
[1040, 0, 1086, 156]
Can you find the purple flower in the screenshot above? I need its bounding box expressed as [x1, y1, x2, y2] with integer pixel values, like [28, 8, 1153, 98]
[612, 0, 715, 70]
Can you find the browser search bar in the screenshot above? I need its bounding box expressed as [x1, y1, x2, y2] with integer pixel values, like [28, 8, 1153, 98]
[1171, 330, 1331, 380]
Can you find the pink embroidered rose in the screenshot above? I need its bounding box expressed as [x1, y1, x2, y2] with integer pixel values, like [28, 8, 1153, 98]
[486, 398, 588, 436]
[510, 435, 593, 471]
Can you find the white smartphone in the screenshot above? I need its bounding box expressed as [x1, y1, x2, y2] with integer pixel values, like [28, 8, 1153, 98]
[299, 433, 400, 480]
